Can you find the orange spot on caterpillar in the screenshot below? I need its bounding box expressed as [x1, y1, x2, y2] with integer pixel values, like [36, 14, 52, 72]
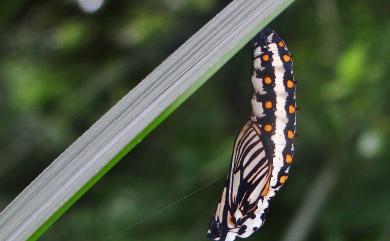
[285, 154, 293, 164]
[283, 54, 291, 62]
[286, 80, 295, 89]
[287, 130, 295, 139]
[280, 175, 288, 184]
[265, 101, 273, 109]
[264, 76, 272, 85]
[262, 54, 270, 61]
[288, 105, 296, 114]
[264, 124, 273, 132]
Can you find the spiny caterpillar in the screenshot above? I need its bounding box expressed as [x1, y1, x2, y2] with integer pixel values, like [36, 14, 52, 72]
[207, 27, 297, 241]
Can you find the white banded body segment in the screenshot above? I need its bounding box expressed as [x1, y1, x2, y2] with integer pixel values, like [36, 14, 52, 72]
[251, 28, 296, 193]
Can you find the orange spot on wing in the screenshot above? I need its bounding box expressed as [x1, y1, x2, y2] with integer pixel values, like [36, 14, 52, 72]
[261, 179, 270, 196]
[262, 54, 270, 61]
[227, 212, 236, 228]
[278, 41, 285, 47]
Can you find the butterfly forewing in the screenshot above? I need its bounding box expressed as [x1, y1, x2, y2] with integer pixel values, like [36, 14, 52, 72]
[207, 121, 271, 241]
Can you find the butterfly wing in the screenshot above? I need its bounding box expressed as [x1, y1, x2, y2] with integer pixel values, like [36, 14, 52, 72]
[207, 121, 272, 241]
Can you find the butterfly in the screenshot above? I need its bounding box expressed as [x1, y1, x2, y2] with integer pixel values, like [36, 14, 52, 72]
[207, 27, 297, 241]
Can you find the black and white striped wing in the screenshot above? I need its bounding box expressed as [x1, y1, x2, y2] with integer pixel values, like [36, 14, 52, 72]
[207, 121, 272, 241]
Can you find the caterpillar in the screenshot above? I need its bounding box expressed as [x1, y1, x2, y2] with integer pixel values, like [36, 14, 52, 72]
[206, 27, 297, 241]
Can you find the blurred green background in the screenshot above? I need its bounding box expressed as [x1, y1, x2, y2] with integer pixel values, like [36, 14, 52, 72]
[0, 0, 389, 241]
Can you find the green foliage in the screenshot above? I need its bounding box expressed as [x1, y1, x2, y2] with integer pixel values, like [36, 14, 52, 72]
[0, 0, 388, 241]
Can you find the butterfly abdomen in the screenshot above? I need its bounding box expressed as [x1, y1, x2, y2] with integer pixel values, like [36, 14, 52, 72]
[251, 28, 296, 193]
